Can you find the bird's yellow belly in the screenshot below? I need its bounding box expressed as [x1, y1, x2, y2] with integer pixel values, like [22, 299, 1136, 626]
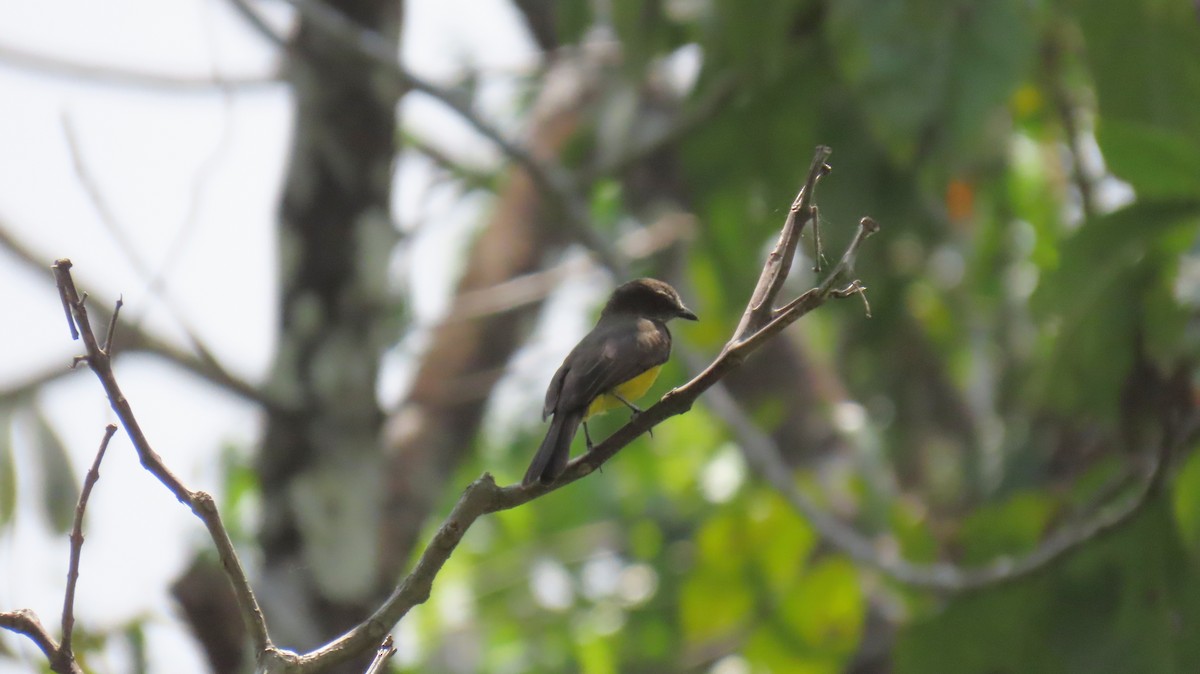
[586, 365, 662, 419]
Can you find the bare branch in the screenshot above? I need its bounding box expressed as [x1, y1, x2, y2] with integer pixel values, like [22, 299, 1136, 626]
[58, 424, 118, 666]
[49, 261, 273, 656]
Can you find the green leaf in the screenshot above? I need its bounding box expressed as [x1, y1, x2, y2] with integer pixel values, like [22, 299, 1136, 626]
[745, 491, 817, 594]
[588, 180, 623, 233]
[778, 557, 865, 656]
[31, 408, 78, 533]
[693, 511, 745, 576]
[576, 633, 617, 674]
[123, 620, 147, 674]
[219, 444, 260, 543]
[679, 565, 754, 642]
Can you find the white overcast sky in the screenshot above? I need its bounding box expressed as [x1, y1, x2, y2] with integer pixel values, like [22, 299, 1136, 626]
[0, 1, 562, 671]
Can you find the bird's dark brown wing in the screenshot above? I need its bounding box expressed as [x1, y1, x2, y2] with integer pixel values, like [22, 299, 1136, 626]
[546, 315, 671, 417]
[542, 361, 569, 421]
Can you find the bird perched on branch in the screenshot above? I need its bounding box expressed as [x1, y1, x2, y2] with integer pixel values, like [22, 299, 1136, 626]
[524, 278, 697, 485]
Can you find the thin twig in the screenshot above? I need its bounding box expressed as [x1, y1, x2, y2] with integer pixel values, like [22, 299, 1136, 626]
[224, 0, 289, 50]
[59, 424, 118, 665]
[102, 296, 122, 354]
[403, 130, 496, 192]
[0, 43, 278, 92]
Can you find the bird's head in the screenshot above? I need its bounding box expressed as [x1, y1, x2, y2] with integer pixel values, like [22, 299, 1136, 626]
[601, 278, 698, 322]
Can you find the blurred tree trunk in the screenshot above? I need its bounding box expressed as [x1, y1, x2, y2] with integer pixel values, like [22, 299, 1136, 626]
[254, 0, 404, 664]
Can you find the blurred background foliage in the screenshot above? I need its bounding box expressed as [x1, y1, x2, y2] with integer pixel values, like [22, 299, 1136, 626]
[429, 1, 1200, 672]
[3, 0, 1200, 672]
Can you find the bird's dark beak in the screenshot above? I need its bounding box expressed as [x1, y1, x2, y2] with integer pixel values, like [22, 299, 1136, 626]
[678, 306, 698, 321]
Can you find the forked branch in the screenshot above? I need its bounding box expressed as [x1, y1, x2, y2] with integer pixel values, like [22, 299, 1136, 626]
[47, 261, 272, 659]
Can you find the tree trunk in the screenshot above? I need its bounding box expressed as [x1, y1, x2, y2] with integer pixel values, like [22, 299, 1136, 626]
[256, 0, 404, 660]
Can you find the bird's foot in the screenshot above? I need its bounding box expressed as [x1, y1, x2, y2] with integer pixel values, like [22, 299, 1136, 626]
[612, 392, 643, 415]
[612, 392, 652, 437]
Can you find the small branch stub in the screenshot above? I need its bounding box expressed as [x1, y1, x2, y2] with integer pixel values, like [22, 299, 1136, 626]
[53, 259, 79, 340]
[364, 635, 397, 674]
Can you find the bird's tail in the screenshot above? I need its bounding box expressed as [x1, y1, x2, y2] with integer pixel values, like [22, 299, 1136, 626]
[523, 410, 584, 485]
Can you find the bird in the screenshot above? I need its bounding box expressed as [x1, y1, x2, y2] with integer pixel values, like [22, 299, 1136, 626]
[523, 278, 697, 485]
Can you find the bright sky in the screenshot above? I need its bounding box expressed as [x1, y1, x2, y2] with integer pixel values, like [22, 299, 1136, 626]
[0, 1, 553, 671]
